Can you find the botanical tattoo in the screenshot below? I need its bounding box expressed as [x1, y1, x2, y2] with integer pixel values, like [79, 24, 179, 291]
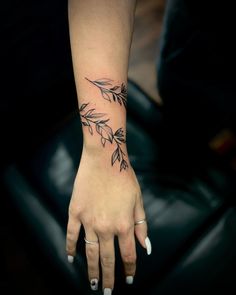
[79, 103, 128, 171]
[85, 77, 127, 108]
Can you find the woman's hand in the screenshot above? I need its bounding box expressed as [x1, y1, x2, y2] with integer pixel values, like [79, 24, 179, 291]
[66, 148, 151, 294]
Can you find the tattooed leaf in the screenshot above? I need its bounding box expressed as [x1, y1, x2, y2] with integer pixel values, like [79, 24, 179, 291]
[114, 128, 125, 141]
[79, 103, 89, 112]
[112, 93, 116, 102]
[117, 96, 122, 105]
[120, 159, 128, 171]
[84, 109, 95, 116]
[96, 78, 113, 82]
[86, 77, 127, 108]
[86, 113, 105, 119]
[96, 124, 113, 143]
[122, 98, 127, 108]
[94, 78, 112, 86]
[101, 137, 106, 147]
[114, 128, 123, 136]
[110, 86, 119, 91]
[115, 137, 126, 143]
[121, 83, 127, 94]
[88, 125, 93, 135]
[81, 121, 89, 126]
[111, 148, 120, 165]
[101, 90, 111, 102]
[95, 119, 109, 125]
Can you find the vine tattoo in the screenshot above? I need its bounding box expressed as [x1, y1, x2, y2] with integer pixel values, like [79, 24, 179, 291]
[79, 103, 128, 171]
[85, 77, 127, 108]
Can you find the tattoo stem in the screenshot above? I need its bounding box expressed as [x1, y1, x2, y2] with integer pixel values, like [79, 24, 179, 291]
[85, 77, 119, 95]
[85, 77, 127, 108]
[79, 103, 128, 171]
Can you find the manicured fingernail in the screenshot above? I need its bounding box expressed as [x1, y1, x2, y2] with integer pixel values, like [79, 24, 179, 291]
[126, 276, 134, 284]
[145, 237, 152, 255]
[104, 288, 112, 295]
[67, 255, 74, 263]
[90, 278, 98, 291]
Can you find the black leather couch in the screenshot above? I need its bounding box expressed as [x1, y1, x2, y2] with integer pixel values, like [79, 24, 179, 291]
[2, 80, 236, 295]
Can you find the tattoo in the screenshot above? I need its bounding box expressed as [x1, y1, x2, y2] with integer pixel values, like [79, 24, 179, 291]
[85, 77, 127, 108]
[79, 103, 128, 171]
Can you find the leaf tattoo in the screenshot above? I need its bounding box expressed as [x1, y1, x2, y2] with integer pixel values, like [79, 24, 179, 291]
[85, 77, 127, 108]
[79, 103, 128, 171]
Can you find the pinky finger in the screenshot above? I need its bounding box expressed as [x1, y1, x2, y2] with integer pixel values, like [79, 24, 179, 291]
[66, 215, 81, 263]
[134, 200, 152, 255]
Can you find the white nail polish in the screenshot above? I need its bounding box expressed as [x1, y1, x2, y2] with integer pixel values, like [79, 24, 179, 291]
[126, 276, 134, 284]
[67, 255, 74, 263]
[90, 278, 98, 291]
[104, 288, 112, 295]
[145, 237, 152, 255]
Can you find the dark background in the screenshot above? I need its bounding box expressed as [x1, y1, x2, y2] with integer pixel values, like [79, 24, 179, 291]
[0, 0, 165, 293]
[1, 0, 236, 294]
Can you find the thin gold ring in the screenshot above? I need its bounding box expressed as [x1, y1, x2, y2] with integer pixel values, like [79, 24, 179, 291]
[134, 218, 146, 226]
[84, 237, 99, 245]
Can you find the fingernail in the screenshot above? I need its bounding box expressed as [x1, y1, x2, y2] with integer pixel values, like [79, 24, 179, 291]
[90, 278, 98, 291]
[104, 288, 112, 295]
[67, 255, 74, 263]
[126, 276, 134, 284]
[145, 237, 152, 255]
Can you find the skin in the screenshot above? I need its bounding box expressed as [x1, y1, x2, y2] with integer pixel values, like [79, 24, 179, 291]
[66, 0, 149, 292]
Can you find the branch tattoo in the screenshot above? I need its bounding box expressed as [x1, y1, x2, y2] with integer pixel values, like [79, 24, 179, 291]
[79, 103, 128, 171]
[80, 77, 128, 171]
[85, 77, 127, 108]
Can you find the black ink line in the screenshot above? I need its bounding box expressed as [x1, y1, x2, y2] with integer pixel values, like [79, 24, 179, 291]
[79, 103, 128, 171]
[85, 77, 127, 108]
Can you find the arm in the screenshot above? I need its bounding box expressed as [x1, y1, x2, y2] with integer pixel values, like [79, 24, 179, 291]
[66, 1, 151, 293]
[68, 0, 133, 170]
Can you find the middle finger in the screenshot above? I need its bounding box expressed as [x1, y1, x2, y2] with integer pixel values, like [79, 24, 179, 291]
[99, 236, 115, 294]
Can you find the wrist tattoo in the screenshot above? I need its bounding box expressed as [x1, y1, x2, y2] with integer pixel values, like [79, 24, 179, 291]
[79, 103, 128, 171]
[85, 77, 127, 108]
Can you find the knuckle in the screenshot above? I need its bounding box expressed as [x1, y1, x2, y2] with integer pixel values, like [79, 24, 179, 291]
[67, 223, 74, 234]
[95, 221, 112, 236]
[66, 246, 75, 254]
[87, 262, 97, 273]
[68, 205, 74, 216]
[66, 227, 76, 240]
[82, 215, 94, 227]
[123, 253, 136, 265]
[86, 246, 96, 260]
[68, 206, 80, 219]
[101, 256, 115, 268]
[66, 240, 76, 253]
[117, 222, 131, 235]
[66, 241, 75, 252]
[66, 234, 74, 245]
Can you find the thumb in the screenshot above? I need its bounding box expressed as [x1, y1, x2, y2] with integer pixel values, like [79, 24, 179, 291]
[134, 198, 152, 255]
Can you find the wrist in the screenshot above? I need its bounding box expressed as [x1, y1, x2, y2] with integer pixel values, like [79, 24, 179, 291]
[82, 140, 129, 172]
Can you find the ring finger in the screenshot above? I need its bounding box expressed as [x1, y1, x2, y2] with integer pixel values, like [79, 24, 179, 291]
[84, 228, 100, 291]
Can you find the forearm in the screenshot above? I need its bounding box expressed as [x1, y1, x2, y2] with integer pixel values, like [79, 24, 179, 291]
[68, 0, 136, 172]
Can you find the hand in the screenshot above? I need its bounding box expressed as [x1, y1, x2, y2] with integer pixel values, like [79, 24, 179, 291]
[66, 149, 151, 294]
